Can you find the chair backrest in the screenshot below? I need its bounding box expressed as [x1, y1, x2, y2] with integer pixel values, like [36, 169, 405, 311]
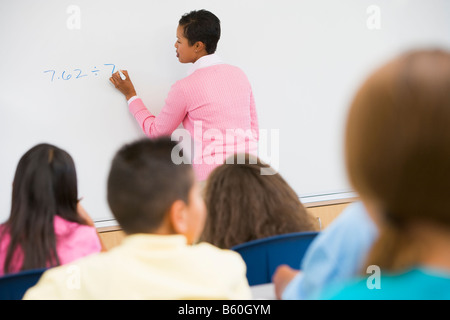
[0, 268, 47, 300]
[231, 231, 319, 286]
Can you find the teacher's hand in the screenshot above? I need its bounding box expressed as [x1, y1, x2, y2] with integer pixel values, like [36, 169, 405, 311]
[110, 70, 137, 100]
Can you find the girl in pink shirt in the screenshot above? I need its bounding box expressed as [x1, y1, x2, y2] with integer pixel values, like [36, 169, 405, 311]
[0, 144, 103, 276]
[110, 10, 259, 181]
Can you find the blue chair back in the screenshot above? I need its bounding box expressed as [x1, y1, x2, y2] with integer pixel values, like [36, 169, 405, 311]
[0, 268, 47, 300]
[231, 231, 318, 286]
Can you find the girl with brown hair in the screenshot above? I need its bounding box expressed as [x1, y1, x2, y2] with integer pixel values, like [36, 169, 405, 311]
[324, 49, 450, 299]
[200, 154, 318, 249]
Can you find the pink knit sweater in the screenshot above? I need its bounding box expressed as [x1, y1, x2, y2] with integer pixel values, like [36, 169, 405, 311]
[129, 63, 259, 181]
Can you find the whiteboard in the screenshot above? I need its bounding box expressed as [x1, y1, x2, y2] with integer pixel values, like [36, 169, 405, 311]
[1, 0, 449, 226]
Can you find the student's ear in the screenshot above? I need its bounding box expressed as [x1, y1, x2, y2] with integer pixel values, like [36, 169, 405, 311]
[168, 199, 189, 235]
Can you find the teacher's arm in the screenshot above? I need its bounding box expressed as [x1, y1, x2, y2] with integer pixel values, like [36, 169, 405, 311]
[110, 71, 187, 138]
[250, 90, 259, 141]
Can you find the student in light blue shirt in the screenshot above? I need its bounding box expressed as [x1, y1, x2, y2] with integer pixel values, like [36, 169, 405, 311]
[273, 201, 378, 300]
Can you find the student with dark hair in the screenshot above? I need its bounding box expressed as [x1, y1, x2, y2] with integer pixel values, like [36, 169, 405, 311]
[321, 49, 450, 299]
[110, 10, 259, 182]
[24, 138, 251, 299]
[200, 154, 318, 249]
[0, 144, 103, 276]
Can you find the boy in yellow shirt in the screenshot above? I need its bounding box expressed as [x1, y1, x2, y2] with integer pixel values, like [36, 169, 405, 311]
[24, 138, 251, 299]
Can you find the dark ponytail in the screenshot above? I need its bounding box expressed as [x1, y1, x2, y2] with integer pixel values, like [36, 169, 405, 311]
[2, 144, 87, 274]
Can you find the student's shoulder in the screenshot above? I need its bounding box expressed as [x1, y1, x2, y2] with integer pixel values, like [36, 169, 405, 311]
[317, 202, 375, 242]
[194, 241, 241, 255]
[54, 216, 101, 251]
[320, 268, 450, 300]
[54, 215, 97, 237]
[22, 263, 78, 299]
[319, 277, 378, 300]
[23, 252, 111, 299]
[194, 242, 246, 264]
[192, 243, 249, 281]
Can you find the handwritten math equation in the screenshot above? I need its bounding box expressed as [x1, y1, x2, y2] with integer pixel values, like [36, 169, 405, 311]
[43, 64, 116, 82]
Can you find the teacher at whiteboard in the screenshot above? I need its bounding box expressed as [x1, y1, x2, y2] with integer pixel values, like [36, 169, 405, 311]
[110, 10, 259, 182]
